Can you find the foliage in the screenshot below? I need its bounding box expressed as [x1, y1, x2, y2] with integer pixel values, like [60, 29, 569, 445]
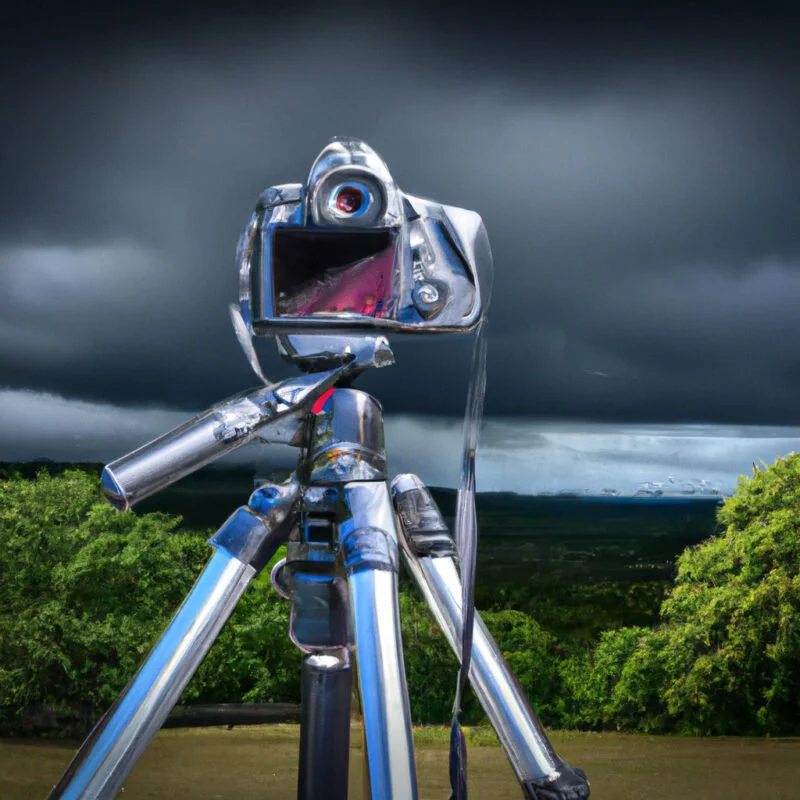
[475, 579, 666, 646]
[400, 593, 563, 726]
[565, 454, 800, 735]
[0, 471, 200, 728]
[559, 626, 668, 732]
[0, 469, 567, 734]
[3, 455, 800, 737]
[0, 469, 298, 732]
[653, 454, 800, 734]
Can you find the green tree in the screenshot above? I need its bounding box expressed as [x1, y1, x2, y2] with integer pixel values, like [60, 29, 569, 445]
[13, 457, 799, 738]
[560, 626, 667, 732]
[0, 471, 206, 726]
[0, 469, 301, 733]
[566, 454, 800, 735]
[655, 454, 800, 734]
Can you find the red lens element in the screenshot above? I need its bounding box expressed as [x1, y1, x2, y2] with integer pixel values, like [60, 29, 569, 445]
[335, 186, 364, 214]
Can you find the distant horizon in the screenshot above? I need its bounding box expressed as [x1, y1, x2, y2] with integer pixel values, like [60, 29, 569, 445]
[1, 389, 798, 498]
[0, 455, 731, 502]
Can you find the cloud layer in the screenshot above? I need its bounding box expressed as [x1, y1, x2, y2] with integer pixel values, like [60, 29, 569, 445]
[0, 9, 799, 426]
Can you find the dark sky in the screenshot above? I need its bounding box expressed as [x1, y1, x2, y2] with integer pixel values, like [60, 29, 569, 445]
[2, 2, 799, 426]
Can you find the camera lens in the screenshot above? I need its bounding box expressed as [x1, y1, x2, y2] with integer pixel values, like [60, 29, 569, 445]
[311, 172, 387, 227]
[335, 185, 364, 215]
[324, 179, 378, 222]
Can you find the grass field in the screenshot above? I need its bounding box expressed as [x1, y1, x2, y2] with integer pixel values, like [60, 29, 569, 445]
[4, 725, 799, 799]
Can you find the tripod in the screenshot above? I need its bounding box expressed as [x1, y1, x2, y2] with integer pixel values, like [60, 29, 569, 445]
[48, 349, 589, 799]
[49, 136, 590, 799]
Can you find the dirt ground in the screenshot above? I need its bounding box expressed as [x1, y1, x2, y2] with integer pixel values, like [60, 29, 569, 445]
[3, 725, 800, 799]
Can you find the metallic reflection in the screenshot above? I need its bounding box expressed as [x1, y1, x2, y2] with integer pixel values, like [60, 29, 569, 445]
[398, 546, 562, 785]
[343, 481, 418, 799]
[51, 550, 254, 800]
[240, 137, 489, 336]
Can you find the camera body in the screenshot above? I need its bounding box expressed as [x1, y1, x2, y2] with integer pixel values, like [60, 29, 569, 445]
[238, 137, 491, 338]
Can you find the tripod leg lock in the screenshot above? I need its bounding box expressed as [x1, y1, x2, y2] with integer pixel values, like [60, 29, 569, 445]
[209, 476, 300, 571]
[523, 761, 591, 800]
[391, 473, 457, 557]
[339, 521, 398, 574]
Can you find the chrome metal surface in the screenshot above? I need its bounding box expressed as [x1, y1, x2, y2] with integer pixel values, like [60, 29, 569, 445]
[343, 480, 400, 542]
[50, 549, 255, 800]
[237, 137, 489, 336]
[277, 333, 395, 374]
[209, 476, 300, 569]
[285, 569, 350, 653]
[305, 138, 404, 230]
[397, 544, 561, 785]
[280, 486, 351, 653]
[235, 209, 261, 332]
[301, 485, 340, 514]
[237, 184, 305, 331]
[101, 369, 342, 510]
[308, 389, 386, 484]
[269, 557, 291, 599]
[257, 183, 305, 211]
[342, 481, 418, 799]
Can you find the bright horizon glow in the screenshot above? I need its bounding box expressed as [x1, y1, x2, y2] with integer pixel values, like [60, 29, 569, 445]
[1, 388, 799, 496]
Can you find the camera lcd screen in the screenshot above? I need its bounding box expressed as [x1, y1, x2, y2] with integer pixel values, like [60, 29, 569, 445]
[272, 228, 398, 319]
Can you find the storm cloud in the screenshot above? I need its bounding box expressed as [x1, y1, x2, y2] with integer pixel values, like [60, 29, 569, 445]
[1, 3, 799, 447]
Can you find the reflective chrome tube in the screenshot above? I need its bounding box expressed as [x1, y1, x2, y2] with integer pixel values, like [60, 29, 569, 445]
[399, 547, 560, 783]
[402, 542, 560, 781]
[101, 370, 341, 510]
[49, 550, 255, 800]
[51, 478, 299, 800]
[341, 482, 419, 800]
[392, 474, 590, 798]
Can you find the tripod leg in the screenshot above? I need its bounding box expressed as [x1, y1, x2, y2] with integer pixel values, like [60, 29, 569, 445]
[297, 649, 353, 800]
[340, 481, 419, 800]
[49, 478, 300, 800]
[392, 474, 591, 800]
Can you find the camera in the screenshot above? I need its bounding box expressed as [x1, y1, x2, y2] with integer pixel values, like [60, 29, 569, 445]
[238, 137, 491, 337]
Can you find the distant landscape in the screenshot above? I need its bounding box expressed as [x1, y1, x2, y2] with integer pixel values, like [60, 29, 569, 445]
[0, 459, 722, 641]
[4, 456, 797, 740]
[2, 459, 722, 581]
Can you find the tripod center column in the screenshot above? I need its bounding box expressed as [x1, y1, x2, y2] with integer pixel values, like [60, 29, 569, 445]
[305, 386, 419, 800]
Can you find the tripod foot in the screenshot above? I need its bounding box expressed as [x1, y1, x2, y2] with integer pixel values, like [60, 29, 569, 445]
[524, 763, 590, 800]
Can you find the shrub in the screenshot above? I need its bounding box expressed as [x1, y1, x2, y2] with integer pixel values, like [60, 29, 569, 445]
[566, 454, 800, 735]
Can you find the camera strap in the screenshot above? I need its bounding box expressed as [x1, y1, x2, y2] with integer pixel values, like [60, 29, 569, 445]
[448, 314, 489, 800]
[230, 208, 274, 388]
[448, 222, 493, 799]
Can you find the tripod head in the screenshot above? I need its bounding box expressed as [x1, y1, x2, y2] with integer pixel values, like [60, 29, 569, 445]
[234, 137, 492, 375]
